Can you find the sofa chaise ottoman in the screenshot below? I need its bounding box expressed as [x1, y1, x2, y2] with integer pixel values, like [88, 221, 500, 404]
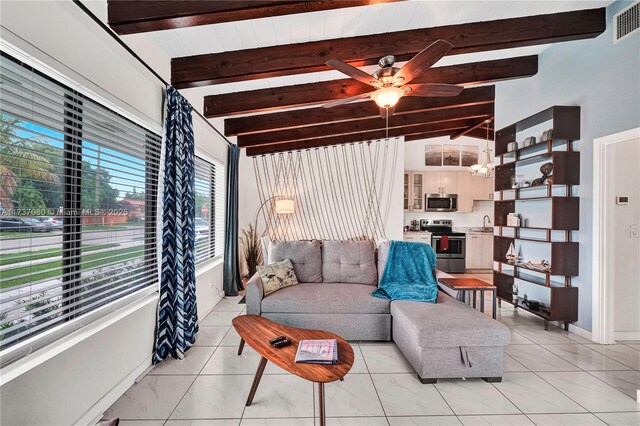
[246, 239, 510, 383]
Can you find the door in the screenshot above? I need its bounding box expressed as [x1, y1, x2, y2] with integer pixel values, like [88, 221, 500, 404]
[608, 137, 640, 340]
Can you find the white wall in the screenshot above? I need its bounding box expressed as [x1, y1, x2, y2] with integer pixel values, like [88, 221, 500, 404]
[404, 135, 495, 227]
[609, 138, 640, 334]
[0, 1, 227, 424]
[495, 0, 640, 331]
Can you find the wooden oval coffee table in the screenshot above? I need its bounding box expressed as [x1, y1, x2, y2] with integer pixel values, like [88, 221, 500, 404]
[232, 315, 354, 426]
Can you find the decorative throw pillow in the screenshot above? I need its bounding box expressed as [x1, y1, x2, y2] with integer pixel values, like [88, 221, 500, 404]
[257, 259, 299, 296]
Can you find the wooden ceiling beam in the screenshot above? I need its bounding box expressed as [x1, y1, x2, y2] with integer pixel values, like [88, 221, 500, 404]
[237, 103, 493, 147]
[207, 56, 534, 118]
[224, 86, 494, 136]
[450, 117, 493, 140]
[107, 1, 402, 35]
[174, 8, 604, 88]
[245, 119, 479, 156]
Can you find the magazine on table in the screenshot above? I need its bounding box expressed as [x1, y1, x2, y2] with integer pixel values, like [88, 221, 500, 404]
[295, 339, 338, 364]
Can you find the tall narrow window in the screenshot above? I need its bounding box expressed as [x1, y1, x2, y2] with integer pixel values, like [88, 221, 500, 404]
[0, 52, 161, 355]
[194, 155, 224, 264]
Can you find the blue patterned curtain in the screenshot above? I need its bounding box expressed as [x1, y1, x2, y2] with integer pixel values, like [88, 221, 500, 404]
[154, 85, 198, 363]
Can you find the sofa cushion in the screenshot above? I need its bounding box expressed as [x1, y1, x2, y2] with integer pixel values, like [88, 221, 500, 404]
[269, 240, 322, 283]
[391, 292, 511, 347]
[322, 240, 377, 285]
[261, 283, 390, 314]
[257, 259, 299, 296]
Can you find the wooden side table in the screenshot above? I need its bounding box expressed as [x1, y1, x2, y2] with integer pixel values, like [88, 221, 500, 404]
[439, 278, 497, 319]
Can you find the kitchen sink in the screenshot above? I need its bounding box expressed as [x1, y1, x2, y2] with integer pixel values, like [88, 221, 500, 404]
[468, 227, 494, 233]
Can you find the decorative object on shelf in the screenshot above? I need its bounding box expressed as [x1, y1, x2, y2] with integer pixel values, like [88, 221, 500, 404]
[521, 180, 531, 187]
[523, 136, 536, 147]
[531, 177, 543, 186]
[507, 141, 518, 152]
[541, 128, 553, 142]
[506, 213, 521, 227]
[523, 259, 551, 272]
[539, 303, 551, 315]
[523, 299, 540, 310]
[506, 242, 519, 264]
[511, 177, 519, 189]
[540, 162, 553, 175]
[468, 120, 495, 178]
[512, 283, 519, 304]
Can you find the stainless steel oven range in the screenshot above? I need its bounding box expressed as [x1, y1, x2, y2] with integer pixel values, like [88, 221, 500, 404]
[420, 219, 466, 273]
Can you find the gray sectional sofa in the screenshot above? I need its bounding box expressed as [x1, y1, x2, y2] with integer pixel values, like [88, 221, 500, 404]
[246, 240, 510, 383]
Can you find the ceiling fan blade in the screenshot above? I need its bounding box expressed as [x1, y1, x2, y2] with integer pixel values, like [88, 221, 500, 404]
[395, 39, 454, 85]
[322, 91, 375, 109]
[379, 105, 396, 119]
[326, 59, 381, 87]
[404, 83, 463, 97]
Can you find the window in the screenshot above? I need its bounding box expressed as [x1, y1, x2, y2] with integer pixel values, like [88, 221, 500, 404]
[194, 155, 224, 265]
[0, 52, 161, 355]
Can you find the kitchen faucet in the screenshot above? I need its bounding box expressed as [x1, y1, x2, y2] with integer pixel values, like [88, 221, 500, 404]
[483, 215, 492, 231]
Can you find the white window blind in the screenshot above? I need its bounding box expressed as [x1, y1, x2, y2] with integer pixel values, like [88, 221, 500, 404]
[0, 52, 161, 356]
[194, 155, 224, 264]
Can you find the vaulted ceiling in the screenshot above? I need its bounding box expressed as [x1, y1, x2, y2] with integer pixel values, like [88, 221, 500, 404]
[101, 1, 609, 155]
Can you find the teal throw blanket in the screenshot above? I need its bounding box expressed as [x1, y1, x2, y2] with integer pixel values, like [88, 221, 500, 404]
[372, 240, 438, 303]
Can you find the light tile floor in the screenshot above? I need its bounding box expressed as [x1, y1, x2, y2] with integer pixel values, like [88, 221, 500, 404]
[105, 274, 640, 425]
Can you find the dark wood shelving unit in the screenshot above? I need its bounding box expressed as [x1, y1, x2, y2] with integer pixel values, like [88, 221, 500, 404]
[493, 105, 581, 331]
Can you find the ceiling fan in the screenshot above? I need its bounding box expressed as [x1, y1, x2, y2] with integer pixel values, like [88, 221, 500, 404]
[323, 39, 463, 118]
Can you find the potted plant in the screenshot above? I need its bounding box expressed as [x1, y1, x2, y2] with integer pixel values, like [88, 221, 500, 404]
[240, 223, 263, 283]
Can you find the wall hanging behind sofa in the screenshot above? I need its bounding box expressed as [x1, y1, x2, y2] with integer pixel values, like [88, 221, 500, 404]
[253, 138, 400, 242]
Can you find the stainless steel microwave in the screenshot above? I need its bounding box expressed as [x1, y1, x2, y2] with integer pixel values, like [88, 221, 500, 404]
[425, 194, 458, 212]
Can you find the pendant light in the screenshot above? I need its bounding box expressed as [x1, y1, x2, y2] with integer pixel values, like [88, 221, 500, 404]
[468, 119, 495, 178]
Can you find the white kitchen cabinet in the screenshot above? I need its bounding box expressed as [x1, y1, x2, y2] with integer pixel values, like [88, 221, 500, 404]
[456, 172, 475, 213]
[404, 172, 424, 212]
[439, 171, 458, 194]
[423, 171, 457, 195]
[473, 176, 494, 201]
[423, 171, 441, 194]
[466, 233, 493, 270]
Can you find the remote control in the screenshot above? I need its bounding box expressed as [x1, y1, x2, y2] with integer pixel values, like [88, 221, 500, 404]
[269, 336, 287, 345]
[272, 338, 291, 348]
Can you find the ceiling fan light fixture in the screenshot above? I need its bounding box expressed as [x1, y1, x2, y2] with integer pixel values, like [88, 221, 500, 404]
[371, 87, 405, 108]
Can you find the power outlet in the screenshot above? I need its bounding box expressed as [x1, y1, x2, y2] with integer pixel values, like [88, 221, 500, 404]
[631, 224, 639, 238]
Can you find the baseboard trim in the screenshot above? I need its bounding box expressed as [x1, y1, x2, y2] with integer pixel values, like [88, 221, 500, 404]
[75, 354, 153, 426]
[551, 321, 593, 341]
[615, 331, 640, 341]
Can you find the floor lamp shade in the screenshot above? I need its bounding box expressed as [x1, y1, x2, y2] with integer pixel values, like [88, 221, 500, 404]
[275, 199, 295, 214]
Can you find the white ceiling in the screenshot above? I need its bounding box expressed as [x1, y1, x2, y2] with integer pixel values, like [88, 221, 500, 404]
[85, 0, 611, 124]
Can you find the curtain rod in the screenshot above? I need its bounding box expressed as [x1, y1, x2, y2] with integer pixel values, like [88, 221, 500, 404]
[72, 0, 232, 147]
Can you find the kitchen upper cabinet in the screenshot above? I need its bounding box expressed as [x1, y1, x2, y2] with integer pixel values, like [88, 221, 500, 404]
[456, 173, 475, 213]
[466, 233, 493, 270]
[423, 172, 441, 194]
[404, 172, 424, 212]
[473, 176, 494, 201]
[423, 171, 457, 195]
[439, 172, 458, 194]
